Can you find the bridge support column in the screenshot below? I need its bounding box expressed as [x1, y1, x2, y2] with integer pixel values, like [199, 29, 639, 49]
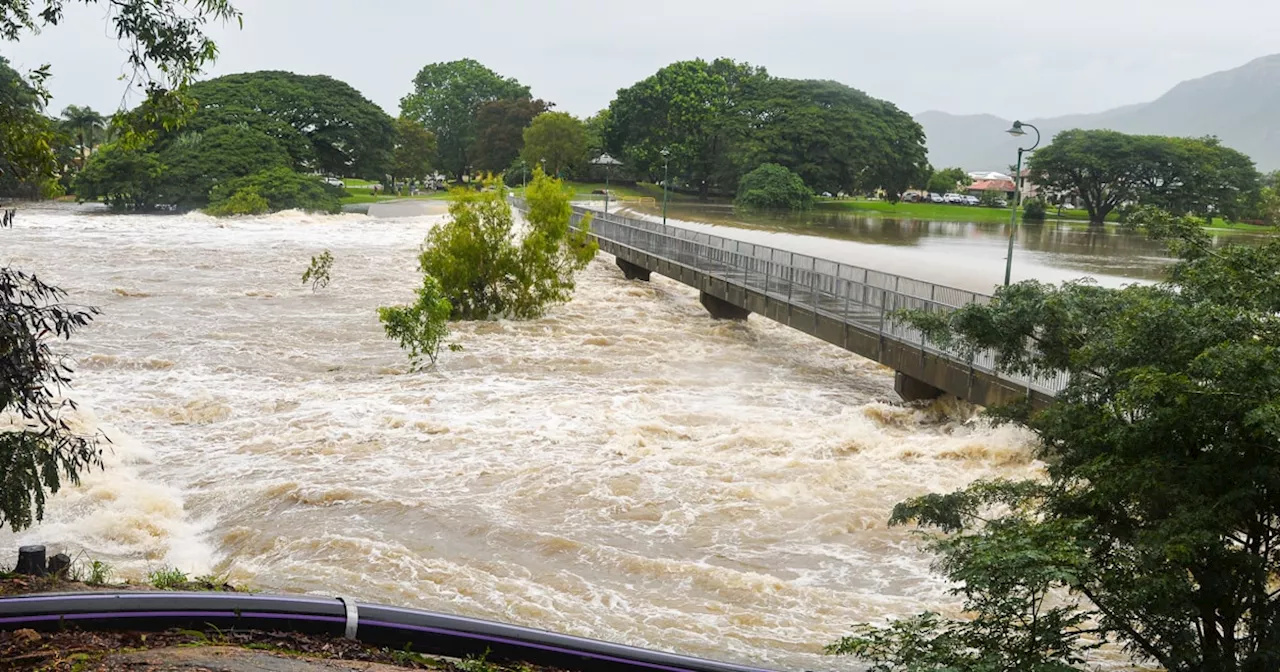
[895, 372, 944, 403]
[616, 258, 651, 281]
[700, 292, 750, 321]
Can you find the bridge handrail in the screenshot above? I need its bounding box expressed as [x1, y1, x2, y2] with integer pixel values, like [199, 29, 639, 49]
[511, 198, 1066, 395]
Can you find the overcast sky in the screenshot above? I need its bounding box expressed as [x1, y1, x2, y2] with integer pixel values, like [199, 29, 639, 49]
[3, 0, 1278, 121]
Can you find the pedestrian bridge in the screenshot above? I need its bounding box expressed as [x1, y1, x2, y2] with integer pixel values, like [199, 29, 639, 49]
[516, 201, 1064, 408]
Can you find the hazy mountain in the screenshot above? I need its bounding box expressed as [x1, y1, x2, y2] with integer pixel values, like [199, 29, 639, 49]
[917, 54, 1280, 172]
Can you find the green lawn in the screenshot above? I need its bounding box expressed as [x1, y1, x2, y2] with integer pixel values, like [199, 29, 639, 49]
[339, 192, 451, 206]
[819, 199, 1025, 223]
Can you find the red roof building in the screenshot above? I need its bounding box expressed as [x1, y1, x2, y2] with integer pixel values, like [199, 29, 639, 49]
[966, 179, 1018, 196]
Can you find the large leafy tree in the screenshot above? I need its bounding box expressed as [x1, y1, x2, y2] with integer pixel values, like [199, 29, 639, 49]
[735, 77, 927, 200]
[390, 117, 437, 184]
[1, 0, 236, 532]
[520, 111, 587, 179]
[400, 59, 530, 181]
[155, 124, 292, 208]
[183, 71, 395, 178]
[927, 166, 970, 195]
[834, 207, 1280, 671]
[606, 58, 768, 198]
[1029, 129, 1261, 224]
[471, 97, 549, 174]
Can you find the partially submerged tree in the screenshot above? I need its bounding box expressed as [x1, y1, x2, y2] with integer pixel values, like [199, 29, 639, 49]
[380, 169, 598, 368]
[834, 206, 1280, 671]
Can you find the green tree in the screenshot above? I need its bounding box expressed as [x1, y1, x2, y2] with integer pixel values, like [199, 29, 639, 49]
[399, 59, 530, 181]
[605, 58, 768, 198]
[417, 170, 596, 320]
[735, 77, 927, 201]
[58, 104, 105, 169]
[471, 98, 549, 174]
[735, 163, 813, 211]
[520, 112, 587, 179]
[1, 0, 236, 532]
[206, 167, 341, 214]
[183, 71, 395, 178]
[837, 207, 1280, 671]
[156, 124, 292, 208]
[389, 117, 437, 185]
[1029, 129, 1261, 224]
[74, 142, 165, 210]
[927, 167, 969, 195]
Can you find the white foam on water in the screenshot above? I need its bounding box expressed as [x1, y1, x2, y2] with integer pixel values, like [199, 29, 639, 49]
[0, 206, 1046, 670]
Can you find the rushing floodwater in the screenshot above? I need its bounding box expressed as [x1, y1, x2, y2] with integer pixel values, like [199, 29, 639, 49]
[1, 205, 1047, 670]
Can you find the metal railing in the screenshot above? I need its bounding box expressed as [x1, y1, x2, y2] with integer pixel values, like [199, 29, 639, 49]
[514, 199, 1066, 396]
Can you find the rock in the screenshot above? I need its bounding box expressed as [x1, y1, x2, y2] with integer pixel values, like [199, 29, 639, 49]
[47, 553, 72, 577]
[15, 546, 46, 576]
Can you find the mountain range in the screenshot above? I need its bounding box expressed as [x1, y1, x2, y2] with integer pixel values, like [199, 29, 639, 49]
[915, 54, 1280, 173]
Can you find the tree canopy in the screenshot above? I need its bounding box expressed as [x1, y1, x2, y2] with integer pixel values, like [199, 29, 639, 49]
[182, 70, 395, 179]
[604, 59, 927, 200]
[1029, 129, 1262, 223]
[400, 59, 530, 180]
[471, 97, 549, 174]
[927, 166, 970, 195]
[390, 117, 437, 184]
[735, 163, 813, 211]
[521, 112, 587, 179]
[78, 70, 389, 211]
[835, 207, 1280, 671]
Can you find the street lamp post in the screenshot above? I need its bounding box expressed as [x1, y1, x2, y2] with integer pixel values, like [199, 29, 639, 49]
[590, 153, 623, 214]
[660, 148, 671, 227]
[520, 159, 527, 190]
[1003, 120, 1041, 286]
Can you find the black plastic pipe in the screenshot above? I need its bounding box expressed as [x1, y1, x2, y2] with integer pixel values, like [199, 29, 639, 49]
[0, 592, 784, 672]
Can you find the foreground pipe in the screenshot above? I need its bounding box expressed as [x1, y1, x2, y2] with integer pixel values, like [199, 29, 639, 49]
[0, 592, 781, 672]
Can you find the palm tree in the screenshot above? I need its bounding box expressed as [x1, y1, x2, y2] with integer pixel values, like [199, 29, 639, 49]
[60, 105, 106, 169]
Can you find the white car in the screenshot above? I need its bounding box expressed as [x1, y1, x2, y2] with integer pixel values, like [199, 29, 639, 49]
[929, 193, 945, 203]
[962, 195, 980, 206]
[322, 177, 345, 188]
[943, 193, 965, 204]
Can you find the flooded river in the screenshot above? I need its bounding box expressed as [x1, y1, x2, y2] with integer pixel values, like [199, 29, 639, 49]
[628, 201, 1269, 292]
[2, 205, 1113, 670]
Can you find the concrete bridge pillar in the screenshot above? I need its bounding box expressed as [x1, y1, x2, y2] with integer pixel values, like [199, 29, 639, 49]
[699, 292, 751, 321]
[895, 372, 944, 403]
[616, 258, 651, 281]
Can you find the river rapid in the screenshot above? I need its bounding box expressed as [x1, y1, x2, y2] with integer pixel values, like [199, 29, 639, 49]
[0, 207, 1040, 670]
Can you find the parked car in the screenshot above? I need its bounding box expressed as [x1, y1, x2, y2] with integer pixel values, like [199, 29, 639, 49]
[902, 192, 922, 203]
[929, 193, 944, 203]
[322, 177, 345, 188]
[943, 193, 965, 204]
[962, 195, 980, 206]
[995, 198, 1009, 208]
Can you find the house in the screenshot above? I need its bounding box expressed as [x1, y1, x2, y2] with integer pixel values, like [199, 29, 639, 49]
[966, 179, 1018, 199]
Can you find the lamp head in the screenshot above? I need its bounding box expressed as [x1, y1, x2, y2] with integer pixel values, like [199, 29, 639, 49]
[1006, 121, 1027, 137]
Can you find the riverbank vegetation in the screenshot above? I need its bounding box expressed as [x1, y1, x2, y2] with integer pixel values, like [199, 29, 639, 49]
[735, 163, 813, 211]
[1030, 129, 1262, 224]
[835, 206, 1280, 671]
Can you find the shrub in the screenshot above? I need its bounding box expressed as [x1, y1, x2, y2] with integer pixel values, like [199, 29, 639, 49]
[378, 275, 453, 370]
[207, 167, 341, 214]
[205, 187, 270, 217]
[735, 163, 813, 211]
[979, 189, 1004, 208]
[1022, 197, 1047, 220]
[302, 250, 334, 292]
